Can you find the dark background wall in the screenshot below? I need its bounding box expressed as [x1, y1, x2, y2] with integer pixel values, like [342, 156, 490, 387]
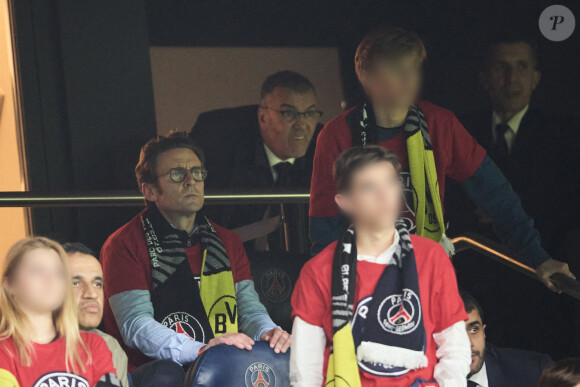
[13, 0, 157, 250]
[147, 0, 580, 118]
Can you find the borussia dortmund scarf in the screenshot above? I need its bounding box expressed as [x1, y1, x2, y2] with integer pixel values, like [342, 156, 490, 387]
[141, 206, 238, 336]
[326, 220, 427, 387]
[352, 103, 455, 255]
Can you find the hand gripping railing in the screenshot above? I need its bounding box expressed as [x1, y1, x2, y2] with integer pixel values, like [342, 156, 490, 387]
[452, 233, 580, 300]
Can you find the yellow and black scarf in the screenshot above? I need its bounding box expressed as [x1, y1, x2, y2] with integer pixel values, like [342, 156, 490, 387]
[141, 206, 238, 340]
[352, 103, 454, 255]
[327, 221, 427, 386]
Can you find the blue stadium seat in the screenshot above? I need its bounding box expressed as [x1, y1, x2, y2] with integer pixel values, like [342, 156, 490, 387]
[184, 342, 290, 387]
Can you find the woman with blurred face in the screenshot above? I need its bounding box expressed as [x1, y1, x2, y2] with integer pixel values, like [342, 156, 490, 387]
[0, 237, 121, 387]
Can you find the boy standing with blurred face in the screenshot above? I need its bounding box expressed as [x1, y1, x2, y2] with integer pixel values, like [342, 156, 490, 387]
[291, 146, 470, 386]
[309, 27, 573, 290]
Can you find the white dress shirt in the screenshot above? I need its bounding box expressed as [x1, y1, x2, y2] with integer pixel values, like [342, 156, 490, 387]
[468, 362, 489, 387]
[290, 231, 472, 386]
[264, 144, 295, 181]
[491, 105, 529, 152]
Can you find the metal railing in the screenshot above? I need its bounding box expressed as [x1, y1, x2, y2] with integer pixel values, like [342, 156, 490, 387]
[453, 233, 580, 300]
[0, 190, 311, 207]
[1, 190, 579, 300]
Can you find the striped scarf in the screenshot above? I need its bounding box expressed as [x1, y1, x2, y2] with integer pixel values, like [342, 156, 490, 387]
[141, 209, 238, 336]
[326, 220, 427, 386]
[355, 103, 455, 255]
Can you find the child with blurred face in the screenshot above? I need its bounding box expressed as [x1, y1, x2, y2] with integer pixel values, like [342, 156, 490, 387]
[0, 237, 120, 387]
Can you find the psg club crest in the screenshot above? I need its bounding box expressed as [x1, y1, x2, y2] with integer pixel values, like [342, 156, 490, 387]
[33, 372, 89, 387]
[260, 269, 292, 303]
[352, 294, 423, 377]
[244, 362, 277, 387]
[162, 311, 205, 343]
[377, 288, 422, 335]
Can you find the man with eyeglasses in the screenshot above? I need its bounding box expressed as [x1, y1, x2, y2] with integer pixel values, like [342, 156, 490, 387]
[191, 70, 322, 254]
[101, 131, 290, 384]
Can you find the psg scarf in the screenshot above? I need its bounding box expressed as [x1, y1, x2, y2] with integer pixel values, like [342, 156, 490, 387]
[352, 102, 455, 255]
[141, 206, 238, 339]
[326, 220, 427, 386]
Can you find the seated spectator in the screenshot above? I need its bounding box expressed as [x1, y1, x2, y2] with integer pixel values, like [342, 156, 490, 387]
[191, 70, 322, 254]
[461, 291, 552, 386]
[290, 146, 470, 386]
[64, 242, 184, 387]
[539, 358, 580, 387]
[101, 132, 290, 383]
[0, 237, 121, 387]
[450, 34, 580, 265]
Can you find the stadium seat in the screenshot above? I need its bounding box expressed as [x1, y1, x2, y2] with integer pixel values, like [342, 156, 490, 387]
[248, 251, 310, 332]
[184, 342, 290, 387]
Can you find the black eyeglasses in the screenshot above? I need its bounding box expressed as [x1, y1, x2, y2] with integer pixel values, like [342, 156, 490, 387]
[260, 106, 323, 122]
[158, 166, 208, 183]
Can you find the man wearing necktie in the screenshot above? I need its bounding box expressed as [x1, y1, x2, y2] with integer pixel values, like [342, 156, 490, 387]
[462, 292, 552, 387]
[449, 34, 579, 282]
[190, 71, 323, 254]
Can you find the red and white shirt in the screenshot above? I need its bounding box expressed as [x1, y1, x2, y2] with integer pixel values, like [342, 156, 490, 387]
[0, 332, 116, 387]
[309, 100, 487, 228]
[291, 234, 469, 387]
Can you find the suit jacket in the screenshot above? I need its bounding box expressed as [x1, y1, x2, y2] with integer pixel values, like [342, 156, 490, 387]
[190, 105, 321, 253]
[450, 107, 579, 258]
[484, 342, 552, 387]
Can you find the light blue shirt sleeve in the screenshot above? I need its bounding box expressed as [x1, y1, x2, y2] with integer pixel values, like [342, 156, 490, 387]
[108, 289, 204, 366]
[236, 279, 278, 340]
[108, 280, 277, 365]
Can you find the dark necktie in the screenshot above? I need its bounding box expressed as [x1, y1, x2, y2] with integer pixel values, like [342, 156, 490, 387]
[493, 123, 511, 170]
[274, 161, 292, 187]
[467, 380, 479, 387]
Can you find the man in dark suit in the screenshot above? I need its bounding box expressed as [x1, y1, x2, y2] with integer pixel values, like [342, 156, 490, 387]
[190, 71, 322, 255]
[461, 292, 552, 387]
[452, 36, 579, 262]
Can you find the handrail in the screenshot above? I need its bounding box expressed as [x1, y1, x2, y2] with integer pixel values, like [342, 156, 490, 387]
[1, 191, 578, 300]
[0, 190, 311, 207]
[453, 233, 580, 300]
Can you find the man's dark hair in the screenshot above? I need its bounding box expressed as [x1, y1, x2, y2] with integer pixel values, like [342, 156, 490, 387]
[460, 291, 485, 323]
[334, 145, 401, 192]
[539, 358, 580, 387]
[62, 242, 96, 258]
[481, 33, 540, 70]
[260, 70, 315, 100]
[135, 131, 205, 206]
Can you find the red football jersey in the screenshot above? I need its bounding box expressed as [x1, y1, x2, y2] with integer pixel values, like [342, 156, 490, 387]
[291, 235, 467, 387]
[0, 332, 116, 387]
[101, 210, 253, 369]
[309, 100, 487, 230]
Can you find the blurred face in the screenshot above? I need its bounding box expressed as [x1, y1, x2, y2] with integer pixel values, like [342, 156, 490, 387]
[466, 308, 486, 377]
[359, 54, 422, 109]
[335, 161, 402, 230]
[143, 148, 204, 217]
[4, 248, 67, 315]
[69, 253, 104, 330]
[259, 87, 318, 160]
[481, 42, 540, 117]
